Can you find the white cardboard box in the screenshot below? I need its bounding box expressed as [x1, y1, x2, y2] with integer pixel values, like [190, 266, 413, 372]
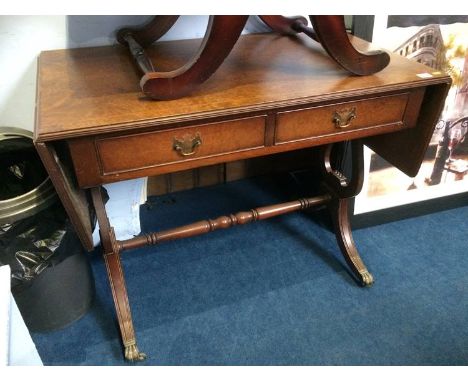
[0, 265, 42, 366]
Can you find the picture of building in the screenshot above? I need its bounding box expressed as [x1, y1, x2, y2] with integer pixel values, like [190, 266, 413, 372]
[355, 21, 468, 214]
[395, 24, 444, 69]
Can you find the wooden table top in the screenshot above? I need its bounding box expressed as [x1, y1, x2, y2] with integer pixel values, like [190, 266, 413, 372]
[35, 32, 449, 142]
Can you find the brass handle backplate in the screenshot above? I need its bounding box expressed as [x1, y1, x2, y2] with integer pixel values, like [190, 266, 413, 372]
[173, 132, 202, 156]
[333, 107, 357, 129]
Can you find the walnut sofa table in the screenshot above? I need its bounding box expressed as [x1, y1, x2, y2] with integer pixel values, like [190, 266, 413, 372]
[34, 33, 450, 361]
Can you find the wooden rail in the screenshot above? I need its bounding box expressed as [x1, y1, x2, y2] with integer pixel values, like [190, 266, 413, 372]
[118, 194, 332, 252]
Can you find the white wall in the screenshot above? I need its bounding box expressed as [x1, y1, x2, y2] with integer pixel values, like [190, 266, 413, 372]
[0, 15, 268, 133]
[0, 16, 67, 132]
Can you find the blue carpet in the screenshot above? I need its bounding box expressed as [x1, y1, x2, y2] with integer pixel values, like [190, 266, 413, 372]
[31, 176, 468, 365]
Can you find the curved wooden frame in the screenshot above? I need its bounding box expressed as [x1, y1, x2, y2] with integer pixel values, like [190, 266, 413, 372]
[260, 15, 390, 76]
[118, 16, 248, 100]
[258, 15, 318, 40]
[310, 16, 390, 76]
[117, 15, 390, 100]
[116, 16, 180, 48]
[319, 140, 374, 286]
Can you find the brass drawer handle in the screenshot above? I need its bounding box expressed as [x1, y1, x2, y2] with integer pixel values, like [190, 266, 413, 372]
[173, 132, 202, 156]
[333, 107, 357, 129]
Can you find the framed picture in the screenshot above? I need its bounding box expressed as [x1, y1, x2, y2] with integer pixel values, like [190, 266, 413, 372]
[352, 16, 468, 219]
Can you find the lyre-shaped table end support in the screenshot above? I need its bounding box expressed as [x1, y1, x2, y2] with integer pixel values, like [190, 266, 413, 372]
[260, 15, 390, 76]
[118, 15, 248, 100]
[320, 140, 374, 286]
[141, 16, 248, 100]
[119, 15, 390, 100]
[310, 16, 390, 76]
[329, 198, 374, 287]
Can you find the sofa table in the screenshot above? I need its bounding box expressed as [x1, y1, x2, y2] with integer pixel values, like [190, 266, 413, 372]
[34, 32, 450, 361]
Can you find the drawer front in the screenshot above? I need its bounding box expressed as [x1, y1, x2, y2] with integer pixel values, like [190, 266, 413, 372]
[69, 116, 266, 187]
[275, 92, 416, 144]
[97, 116, 265, 175]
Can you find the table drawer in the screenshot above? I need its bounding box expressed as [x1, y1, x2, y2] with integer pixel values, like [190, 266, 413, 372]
[68, 116, 266, 187]
[275, 90, 423, 144]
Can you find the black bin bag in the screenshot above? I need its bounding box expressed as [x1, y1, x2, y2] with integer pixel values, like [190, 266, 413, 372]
[0, 127, 95, 332]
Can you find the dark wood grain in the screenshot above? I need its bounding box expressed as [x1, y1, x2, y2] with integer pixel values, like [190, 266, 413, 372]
[118, 15, 386, 97]
[34, 142, 94, 251]
[120, 34, 155, 74]
[318, 140, 373, 285]
[116, 15, 180, 48]
[260, 15, 387, 76]
[119, 194, 332, 252]
[141, 16, 248, 100]
[310, 16, 390, 76]
[259, 15, 318, 40]
[91, 187, 146, 362]
[364, 82, 452, 176]
[116, 16, 250, 99]
[320, 140, 365, 199]
[330, 197, 374, 286]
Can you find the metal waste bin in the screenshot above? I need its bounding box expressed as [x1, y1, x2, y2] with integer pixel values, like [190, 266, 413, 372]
[0, 127, 95, 332]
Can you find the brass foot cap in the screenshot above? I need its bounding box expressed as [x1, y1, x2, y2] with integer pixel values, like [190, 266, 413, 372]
[360, 271, 374, 286]
[125, 344, 147, 362]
